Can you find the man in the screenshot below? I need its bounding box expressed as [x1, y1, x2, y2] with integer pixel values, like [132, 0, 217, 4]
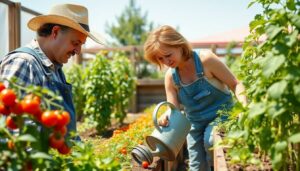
[0, 4, 105, 137]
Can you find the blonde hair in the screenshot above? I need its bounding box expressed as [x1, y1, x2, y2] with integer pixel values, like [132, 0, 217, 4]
[143, 25, 193, 69]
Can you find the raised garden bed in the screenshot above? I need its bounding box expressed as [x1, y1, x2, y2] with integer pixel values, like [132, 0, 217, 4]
[213, 128, 273, 171]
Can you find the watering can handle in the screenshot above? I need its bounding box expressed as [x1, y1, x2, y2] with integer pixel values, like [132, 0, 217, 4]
[153, 101, 176, 132]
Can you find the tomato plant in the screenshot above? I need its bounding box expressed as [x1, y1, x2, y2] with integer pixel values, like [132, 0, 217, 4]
[221, 0, 300, 170]
[0, 79, 73, 170]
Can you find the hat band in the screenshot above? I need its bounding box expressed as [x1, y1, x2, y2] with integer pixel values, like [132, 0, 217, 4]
[79, 23, 90, 32]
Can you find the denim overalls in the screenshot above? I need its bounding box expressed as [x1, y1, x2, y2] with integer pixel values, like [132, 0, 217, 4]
[171, 51, 233, 171]
[7, 47, 77, 136]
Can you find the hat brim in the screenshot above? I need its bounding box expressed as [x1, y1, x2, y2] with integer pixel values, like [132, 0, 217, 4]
[28, 15, 106, 45]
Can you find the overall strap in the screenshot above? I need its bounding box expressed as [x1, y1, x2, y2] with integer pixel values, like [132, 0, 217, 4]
[13, 47, 39, 57]
[193, 51, 204, 78]
[171, 68, 181, 88]
[10, 47, 52, 77]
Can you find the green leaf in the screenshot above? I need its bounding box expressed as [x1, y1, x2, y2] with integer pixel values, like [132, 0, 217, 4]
[249, 17, 265, 31]
[249, 102, 266, 118]
[267, 80, 288, 99]
[294, 85, 300, 102]
[291, 14, 300, 28]
[30, 152, 52, 160]
[275, 141, 287, 151]
[287, 0, 296, 10]
[272, 152, 283, 169]
[247, 0, 257, 8]
[0, 117, 5, 128]
[266, 25, 283, 40]
[285, 30, 299, 47]
[17, 134, 36, 142]
[268, 103, 286, 118]
[289, 133, 300, 143]
[262, 54, 285, 77]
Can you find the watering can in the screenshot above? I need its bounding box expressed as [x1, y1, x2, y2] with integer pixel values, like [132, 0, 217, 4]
[131, 101, 191, 165]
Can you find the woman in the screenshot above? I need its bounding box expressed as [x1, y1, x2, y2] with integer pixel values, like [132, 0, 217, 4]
[143, 25, 247, 171]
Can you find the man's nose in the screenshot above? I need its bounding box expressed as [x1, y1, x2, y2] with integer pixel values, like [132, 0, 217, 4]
[74, 46, 81, 55]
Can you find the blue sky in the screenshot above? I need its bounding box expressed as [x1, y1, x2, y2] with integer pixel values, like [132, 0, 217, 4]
[12, 0, 263, 43]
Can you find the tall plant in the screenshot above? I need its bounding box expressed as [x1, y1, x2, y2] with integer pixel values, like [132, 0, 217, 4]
[111, 52, 136, 123]
[64, 64, 86, 121]
[223, 0, 300, 170]
[83, 55, 115, 133]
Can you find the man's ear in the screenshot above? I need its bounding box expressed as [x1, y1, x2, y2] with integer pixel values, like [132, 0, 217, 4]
[51, 25, 60, 38]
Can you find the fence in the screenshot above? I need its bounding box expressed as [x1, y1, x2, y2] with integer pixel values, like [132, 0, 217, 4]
[0, 0, 41, 58]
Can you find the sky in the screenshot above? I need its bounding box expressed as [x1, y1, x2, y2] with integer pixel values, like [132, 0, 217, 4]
[11, 0, 263, 45]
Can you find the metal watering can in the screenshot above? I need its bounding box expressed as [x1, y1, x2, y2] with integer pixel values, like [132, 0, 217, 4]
[131, 101, 191, 164]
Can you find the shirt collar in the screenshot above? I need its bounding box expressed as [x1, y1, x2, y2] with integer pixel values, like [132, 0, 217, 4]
[28, 39, 63, 71]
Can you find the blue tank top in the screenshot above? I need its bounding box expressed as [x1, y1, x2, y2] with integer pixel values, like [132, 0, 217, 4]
[171, 51, 233, 121]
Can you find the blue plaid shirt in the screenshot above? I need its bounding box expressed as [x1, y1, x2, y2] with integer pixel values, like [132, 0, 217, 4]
[0, 39, 64, 87]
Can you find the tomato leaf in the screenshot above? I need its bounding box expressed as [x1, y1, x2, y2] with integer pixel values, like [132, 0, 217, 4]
[289, 133, 300, 143]
[262, 54, 285, 77]
[249, 102, 266, 118]
[293, 85, 300, 103]
[17, 134, 36, 142]
[267, 80, 288, 99]
[30, 152, 52, 160]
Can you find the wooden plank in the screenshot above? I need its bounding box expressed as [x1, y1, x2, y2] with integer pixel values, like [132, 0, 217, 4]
[138, 96, 166, 104]
[8, 2, 21, 51]
[213, 127, 228, 171]
[138, 88, 165, 95]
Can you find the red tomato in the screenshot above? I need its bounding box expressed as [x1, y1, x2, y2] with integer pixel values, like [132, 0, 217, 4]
[120, 148, 127, 155]
[58, 143, 71, 155]
[10, 100, 23, 115]
[54, 125, 67, 136]
[0, 82, 6, 92]
[142, 161, 149, 169]
[0, 89, 17, 107]
[24, 94, 41, 104]
[0, 103, 10, 115]
[49, 133, 64, 149]
[34, 108, 43, 122]
[20, 99, 40, 115]
[55, 111, 71, 127]
[41, 111, 58, 127]
[6, 116, 18, 130]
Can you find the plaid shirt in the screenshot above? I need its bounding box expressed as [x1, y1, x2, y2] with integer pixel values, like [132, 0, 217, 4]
[0, 39, 64, 87]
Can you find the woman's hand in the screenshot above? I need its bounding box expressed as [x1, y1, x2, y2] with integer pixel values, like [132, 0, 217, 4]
[158, 113, 169, 127]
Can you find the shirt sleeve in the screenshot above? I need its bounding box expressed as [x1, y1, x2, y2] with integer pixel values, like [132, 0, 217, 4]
[0, 54, 34, 87]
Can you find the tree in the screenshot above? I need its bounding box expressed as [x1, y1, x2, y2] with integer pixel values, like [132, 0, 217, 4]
[106, 0, 154, 46]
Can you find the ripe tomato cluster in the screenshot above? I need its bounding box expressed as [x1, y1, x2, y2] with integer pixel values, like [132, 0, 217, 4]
[0, 82, 71, 155]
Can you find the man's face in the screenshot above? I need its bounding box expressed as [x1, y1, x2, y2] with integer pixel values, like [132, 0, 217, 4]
[52, 26, 87, 64]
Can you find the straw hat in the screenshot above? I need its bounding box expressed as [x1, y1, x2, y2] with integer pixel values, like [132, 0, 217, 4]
[28, 3, 105, 45]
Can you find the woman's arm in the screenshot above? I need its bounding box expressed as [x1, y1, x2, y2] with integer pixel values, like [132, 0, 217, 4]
[201, 51, 247, 106]
[158, 69, 180, 126]
[165, 69, 180, 108]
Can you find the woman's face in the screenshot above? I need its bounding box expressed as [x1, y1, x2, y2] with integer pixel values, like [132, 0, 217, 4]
[156, 46, 183, 68]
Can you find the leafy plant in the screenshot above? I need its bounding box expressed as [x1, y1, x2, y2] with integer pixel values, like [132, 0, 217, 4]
[83, 54, 115, 133]
[222, 0, 300, 170]
[111, 52, 136, 123]
[0, 79, 73, 170]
